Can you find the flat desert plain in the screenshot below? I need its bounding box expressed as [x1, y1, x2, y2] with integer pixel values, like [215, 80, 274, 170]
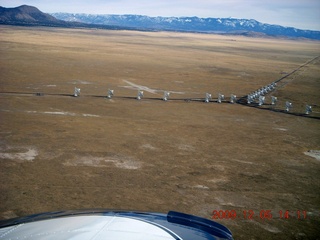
[0, 25, 320, 239]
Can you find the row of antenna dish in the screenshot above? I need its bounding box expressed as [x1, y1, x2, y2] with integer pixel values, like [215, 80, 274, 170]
[245, 82, 312, 114]
[74, 87, 235, 103]
[247, 82, 277, 104]
[73, 87, 313, 115]
[283, 101, 312, 115]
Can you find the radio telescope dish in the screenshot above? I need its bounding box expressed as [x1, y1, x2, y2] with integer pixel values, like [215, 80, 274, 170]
[107, 89, 114, 99]
[247, 94, 255, 104]
[263, 87, 268, 95]
[258, 96, 265, 106]
[137, 90, 144, 100]
[305, 105, 312, 115]
[230, 94, 237, 104]
[264, 86, 269, 94]
[266, 85, 270, 92]
[163, 91, 170, 101]
[271, 96, 278, 105]
[285, 101, 292, 112]
[205, 93, 212, 103]
[270, 82, 277, 91]
[217, 93, 224, 103]
[74, 87, 80, 97]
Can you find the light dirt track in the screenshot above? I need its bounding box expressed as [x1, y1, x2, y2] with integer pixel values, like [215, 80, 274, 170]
[0, 26, 320, 239]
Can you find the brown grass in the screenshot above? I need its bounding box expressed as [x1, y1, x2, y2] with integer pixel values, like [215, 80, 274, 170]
[0, 25, 320, 239]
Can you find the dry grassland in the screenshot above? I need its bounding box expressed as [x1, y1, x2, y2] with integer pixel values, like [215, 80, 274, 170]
[0, 25, 320, 239]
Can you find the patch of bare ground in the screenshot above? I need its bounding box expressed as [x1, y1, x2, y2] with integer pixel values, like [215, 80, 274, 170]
[0, 26, 319, 239]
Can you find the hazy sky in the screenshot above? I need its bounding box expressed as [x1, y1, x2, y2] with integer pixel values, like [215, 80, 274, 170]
[1, 0, 319, 30]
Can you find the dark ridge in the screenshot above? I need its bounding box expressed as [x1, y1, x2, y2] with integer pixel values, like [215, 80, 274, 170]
[0, 5, 137, 31]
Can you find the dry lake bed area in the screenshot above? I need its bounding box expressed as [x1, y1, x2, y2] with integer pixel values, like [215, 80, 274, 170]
[0, 25, 319, 239]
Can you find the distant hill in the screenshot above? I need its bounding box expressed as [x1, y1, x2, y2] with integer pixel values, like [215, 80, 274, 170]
[0, 5, 127, 30]
[52, 13, 320, 40]
[0, 5, 64, 26]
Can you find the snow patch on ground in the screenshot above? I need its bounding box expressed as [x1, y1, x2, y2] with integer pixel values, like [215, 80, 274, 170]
[140, 144, 157, 150]
[304, 150, 320, 161]
[177, 144, 195, 151]
[122, 80, 159, 94]
[214, 197, 241, 207]
[82, 114, 100, 117]
[44, 111, 76, 116]
[231, 159, 255, 165]
[250, 221, 281, 233]
[193, 185, 209, 190]
[274, 127, 288, 131]
[25, 110, 100, 118]
[121, 80, 185, 95]
[0, 147, 38, 161]
[70, 80, 92, 85]
[64, 155, 141, 169]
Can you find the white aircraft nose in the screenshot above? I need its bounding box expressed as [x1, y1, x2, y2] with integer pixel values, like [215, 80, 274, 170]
[0, 215, 178, 240]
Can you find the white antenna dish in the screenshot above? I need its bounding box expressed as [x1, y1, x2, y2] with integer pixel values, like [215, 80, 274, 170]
[107, 89, 114, 99]
[262, 87, 267, 95]
[230, 94, 237, 104]
[137, 90, 144, 100]
[74, 87, 80, 97]
[163, 91, 170, 101]
[270, 82, 276, 91]
[258, 96, 265, 106]
[285, 101, 292, 112]
[271, 96, 277, 105]
[217, 93, 224, 103]
[257, 89, 262, 96]
[205, 93, 212, 103]
[305, 105, 312, 115]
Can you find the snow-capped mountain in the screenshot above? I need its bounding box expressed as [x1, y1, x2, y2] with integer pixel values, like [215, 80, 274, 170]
[51, 13, 320, 40]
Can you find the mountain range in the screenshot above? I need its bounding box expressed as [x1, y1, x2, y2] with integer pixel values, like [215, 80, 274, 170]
[51, 13, 320, 40]
[1, 5, 319, 40]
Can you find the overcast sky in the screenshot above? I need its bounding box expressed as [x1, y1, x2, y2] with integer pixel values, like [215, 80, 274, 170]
[1, 0, 319, 30]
